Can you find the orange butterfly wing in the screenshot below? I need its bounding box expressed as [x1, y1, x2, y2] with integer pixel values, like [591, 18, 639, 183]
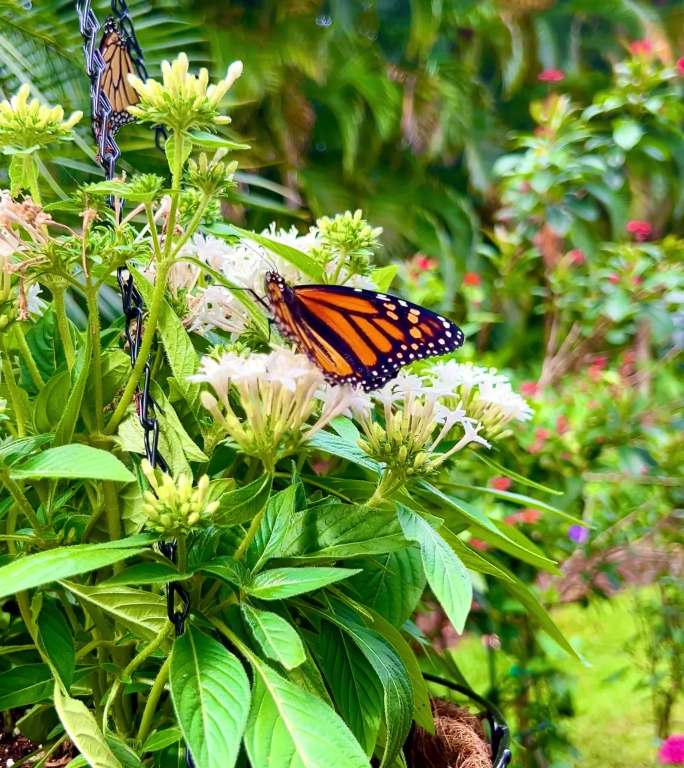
[265, 273, 464, 390]
[98, 20, 139, 133]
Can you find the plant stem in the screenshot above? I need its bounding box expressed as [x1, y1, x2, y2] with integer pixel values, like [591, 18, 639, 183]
[103, 626, 169, 733]
[104, 258, 172, 435]
[233, 506, 266, 561]
[101, 481, 121, 544]
[162, 131, 186, 263]
[52, 285, 75, 371]
[0, 470, 45, 534]
[0, 335, 27, 437]
[136, 655, 172, 745]
[84, 282, 104, 431]
[12, 324, 43, 389]
[169, 193, 211, 259]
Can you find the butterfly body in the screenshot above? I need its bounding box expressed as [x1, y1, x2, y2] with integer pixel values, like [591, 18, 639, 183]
[265, 271, 464, 391]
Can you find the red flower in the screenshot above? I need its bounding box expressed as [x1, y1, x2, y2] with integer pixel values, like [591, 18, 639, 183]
[633, 275, 643, 285]
[629, 39, 653, 56]
[677, 57, 684, 76]
[556, 415, 570, 434]
[520, 380, 539, 397]
[592, 355, 608, 370]
[415, 254, 437, 271]
[626, 219, 653, 241]
[469, 538, 489, 552]
[538, 68, 565, 83]
[491, 476, 512, 491]
[567, 248, 585, 266]
[505, 508, 541, 525]
[608, 273, 620, 284]
[463, 271, 481, 287]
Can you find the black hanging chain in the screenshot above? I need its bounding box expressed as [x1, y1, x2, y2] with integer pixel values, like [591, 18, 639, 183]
[75, 12, 193, 763]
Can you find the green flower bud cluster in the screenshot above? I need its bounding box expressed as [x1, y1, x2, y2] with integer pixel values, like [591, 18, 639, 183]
[187, 151, 238, 197]
[0, 84, 82, 150]
[141, 460, 219, 535]
[315, 209, 382, 276]
[358, 420, 433, 477]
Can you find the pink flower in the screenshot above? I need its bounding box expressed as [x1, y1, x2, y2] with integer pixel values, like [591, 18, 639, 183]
[608, 273, 620, 285]
[633, 275, 643, 285]
[567, 248, 585, 266]
[463, 271, 481, 287]
[629, 39, 653, 56]
[626, 219, 653, 241]
[469, 538, 489, 552]
[677, 57, 684, 76]
[505, 508, 541, 525]
[415, 254, 437, 271]
[659, 734, 684, 765]
[538, 68, 565, 83]
[556, 415, 570, 434]
[491, 476, 512, 491]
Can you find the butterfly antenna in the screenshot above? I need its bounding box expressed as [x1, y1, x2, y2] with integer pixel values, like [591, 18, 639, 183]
[229, 284, 270, 311]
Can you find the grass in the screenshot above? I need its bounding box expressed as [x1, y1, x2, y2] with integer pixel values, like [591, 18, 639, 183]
[451, 589, 684, 767]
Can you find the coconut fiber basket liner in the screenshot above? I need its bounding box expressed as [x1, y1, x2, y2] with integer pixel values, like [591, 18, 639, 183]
[410, 673, 512, 768]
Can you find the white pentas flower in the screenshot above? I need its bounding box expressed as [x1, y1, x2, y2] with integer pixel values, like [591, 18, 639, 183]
[192, 347, 362, 471]
[355, 370, 489, 483]
[428, 361, 532, 438]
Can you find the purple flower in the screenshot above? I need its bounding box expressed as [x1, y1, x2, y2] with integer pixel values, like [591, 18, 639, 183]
[660, 735, 684, 765]
[568, 524, 589, 545]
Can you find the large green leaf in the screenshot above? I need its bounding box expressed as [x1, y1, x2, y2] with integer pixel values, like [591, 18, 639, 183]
[61, 582, 167, 640]
[244, 659, 369, 768]
[54, 684, 122, 768]
[0, 663, 53, 709]
[328, 604, 412, 768]
[10, 444, 134, 482]
[248, 484, 300, 571]
[215, 474, 273, 526]
[278, 502, 406, 560]
[346, 548, 425, 627]
[36, 598, 75, 688]
[313, 622, 383, 756]
[170, 626, 251, 768]
[102, 562, 191, 587]
[247, 567, 360, 600]
[397, 505, 472, 634]
[0, 537, 151, 598]
[242, 604, 306, 670]
[308, 432, 381, 473]
[55, 334, 91, 445]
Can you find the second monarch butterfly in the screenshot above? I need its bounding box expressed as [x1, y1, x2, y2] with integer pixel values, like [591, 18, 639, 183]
[265, 271, 465, 391]
[97, 16, 141, 136]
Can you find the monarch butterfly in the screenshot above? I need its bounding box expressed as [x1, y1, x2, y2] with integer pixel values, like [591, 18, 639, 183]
[265, 271, 465, 391]
[97, 16, 141, 136]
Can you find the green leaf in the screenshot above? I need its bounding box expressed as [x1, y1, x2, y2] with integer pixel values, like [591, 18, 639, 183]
[242, 604, 306, 670]
[446, 484, 580, 523]
[142, 727, 181, 753]
[248, 484, 300, 571]
[308, 432, 381, 473]
[10, 444, 134, 482]
[279, 502, 406, 560]
[102, 562, 191, 586]
[190, 131, 250, 151]
[33, 371, 71, 433]
[210, 222, 325, 281]
[151, 383, 207, 462]
[0, 433, 53, 466]
[329, 604, 412, 768]
[215, 474, 272, 526]
[0, 664, 53, 709]
[470, 452, 562, 495]
[244, 659, 369, 768]
[131, 268, 199, 407]
[613, 119, 644, 151]
[397, 505, 472, 634]
[347, 549, 425, 628]
[55, 335, 91, 445]
[313, 622, 383, 756]
[36, 598, 75, 688]
[0, 538, 150, 598]
[61, 582, 167, 640]
[54, 684, 122, 768]
[369, 265, 398, 293]
[165, 134, 194, 172]
[247, 567, 361, 600]
[440, 530, 513, 581]
[170, 626, 250, 768]
[367, 611, 433, 733]
[198, 556, 248, 587]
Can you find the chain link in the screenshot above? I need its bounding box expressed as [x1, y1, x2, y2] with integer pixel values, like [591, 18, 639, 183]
[76, 9, 193, 764]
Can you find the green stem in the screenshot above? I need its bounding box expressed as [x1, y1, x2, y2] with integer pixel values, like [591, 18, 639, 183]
[162, 131, 186, 263]
[104, 259, 171, 435]
[233, 506, 266, 561]
[103, 626, 169, 733]
[52, 286, 75, 371]
[102, 481, 121, 544]
[0, 335, 27, 437]
[145, 203, 163, 261]
[169, 193, 211, 260]
[84, 282, 104, 431]
[136, 654, 172, 745]
[12, 323, 43, 389]
[0, 470, 45, 534]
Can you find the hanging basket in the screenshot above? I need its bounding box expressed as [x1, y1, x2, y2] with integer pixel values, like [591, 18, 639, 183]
[405, 674, 512, 768]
